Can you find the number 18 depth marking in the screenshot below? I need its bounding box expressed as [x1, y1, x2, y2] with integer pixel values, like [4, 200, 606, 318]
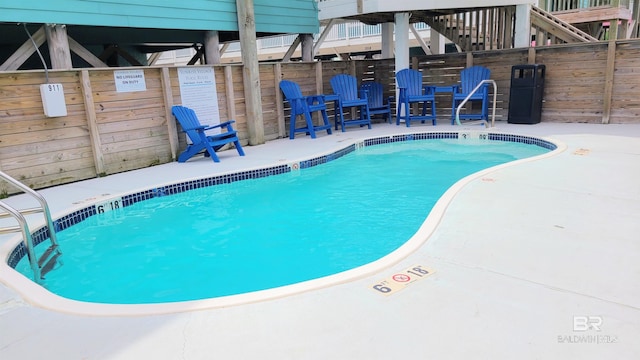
[370, 265, 435, 296]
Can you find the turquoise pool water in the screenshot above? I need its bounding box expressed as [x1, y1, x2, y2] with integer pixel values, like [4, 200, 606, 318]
[15, 139, 548, 304]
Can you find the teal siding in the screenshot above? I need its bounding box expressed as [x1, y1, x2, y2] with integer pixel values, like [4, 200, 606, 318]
[0, 0, 318, 34]
[255, 0, 319, 34]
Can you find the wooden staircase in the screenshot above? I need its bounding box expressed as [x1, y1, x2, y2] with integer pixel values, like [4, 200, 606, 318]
[424, 5, 598, 52]
[530, 6, 599, 45]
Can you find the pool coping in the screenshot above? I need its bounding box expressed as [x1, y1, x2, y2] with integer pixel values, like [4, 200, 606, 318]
[0, 130, 565, 316]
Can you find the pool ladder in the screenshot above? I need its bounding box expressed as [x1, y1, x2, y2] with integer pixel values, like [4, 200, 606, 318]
[454, 79, 498, 129]
[0, 170, 62, 282]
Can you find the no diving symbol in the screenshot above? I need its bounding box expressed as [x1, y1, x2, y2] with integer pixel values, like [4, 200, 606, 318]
[392, 274, 411, 283]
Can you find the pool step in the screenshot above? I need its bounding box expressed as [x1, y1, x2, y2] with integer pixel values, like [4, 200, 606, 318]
[40, 248, 62, 278]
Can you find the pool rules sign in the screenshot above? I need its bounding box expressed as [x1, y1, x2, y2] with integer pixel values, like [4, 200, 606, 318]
[370, 265, 435, 296]
[177, 67, 221, 135]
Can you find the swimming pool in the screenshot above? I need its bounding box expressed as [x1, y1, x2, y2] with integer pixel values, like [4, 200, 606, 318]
[5, 132, 558, 313]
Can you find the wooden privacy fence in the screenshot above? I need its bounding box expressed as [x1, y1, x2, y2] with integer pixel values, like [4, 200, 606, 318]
[1, 39, 640, 192]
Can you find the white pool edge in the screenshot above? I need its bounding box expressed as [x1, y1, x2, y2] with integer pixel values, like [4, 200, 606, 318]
[0, 132, 567, 317]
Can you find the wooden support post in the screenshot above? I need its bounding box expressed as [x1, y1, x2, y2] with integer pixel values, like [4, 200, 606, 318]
[274, 63, 285, 138]
[602, 40, 617, 124]
[0, 26, 46, 71]
[161, 68, 178, 160]
[466, 52, 474, 68]
[236, 0, 265, 145]
[45, 24, 73, 69]
[204, 31, 222, 64]
[301, 34, 314, 62]
[79, 70, 105, 175]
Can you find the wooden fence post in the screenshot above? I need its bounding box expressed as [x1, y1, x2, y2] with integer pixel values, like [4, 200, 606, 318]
[274, 63, 285, 138]
[224, 66, 237, 121]
[602, 40, 617, 124]
[161, 67, 178, 160]
[528, 47, 536, 64]
[316, 62, 324, 94]
[79, 70, 105, 175]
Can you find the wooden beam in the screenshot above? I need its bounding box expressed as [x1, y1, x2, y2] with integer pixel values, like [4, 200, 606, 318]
[113, 47, 143, 66]
[409, 24, 432, 55]
[282, 36, 302, 62]
[602, 40, 616, 124]
[148, 53, 162, 66]
[68, 36, 108, 68]
[220, 43, 230, 56]
[236, 0, 265, 145]
[187, 47, 204, 65]
[0, 26, 46, 71]
[79, 70, 105, 175]
[98, 46, 117, 62]
[313, 19, 337, 56]
[161, 68, 178, 160]
[45, 24, 72, 69]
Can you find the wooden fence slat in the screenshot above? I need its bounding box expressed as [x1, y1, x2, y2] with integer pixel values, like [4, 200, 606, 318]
[80, 70, 104, 175]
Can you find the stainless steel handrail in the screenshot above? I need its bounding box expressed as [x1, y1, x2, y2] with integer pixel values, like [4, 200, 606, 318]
[455, 79, 498, 128]
[0, 201, 41, 280]
[1, 169, 60, 281]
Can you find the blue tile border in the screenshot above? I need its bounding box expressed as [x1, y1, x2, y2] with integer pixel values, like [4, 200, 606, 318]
[488, 133, 557, 150]
[7, 132, 555, 269]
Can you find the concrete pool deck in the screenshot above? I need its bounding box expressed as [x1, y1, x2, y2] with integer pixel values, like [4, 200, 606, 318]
[1, 122, 639, 359]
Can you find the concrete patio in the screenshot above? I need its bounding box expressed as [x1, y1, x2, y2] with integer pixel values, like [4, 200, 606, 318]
[1, 122, 639, 359]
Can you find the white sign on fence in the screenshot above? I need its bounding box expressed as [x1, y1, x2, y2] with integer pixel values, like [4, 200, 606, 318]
[114, 69, 146, 92]
[177, 67, 220, 134]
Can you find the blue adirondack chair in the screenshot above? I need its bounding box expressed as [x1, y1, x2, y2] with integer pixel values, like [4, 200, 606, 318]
[330, 74, 372, 132]
[452, 65, 491, 124]
[360, 81, 392, 123]
[279, 80, 333, 139]
[395, 68, 437, 127]
[172, 105, 245, 163]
